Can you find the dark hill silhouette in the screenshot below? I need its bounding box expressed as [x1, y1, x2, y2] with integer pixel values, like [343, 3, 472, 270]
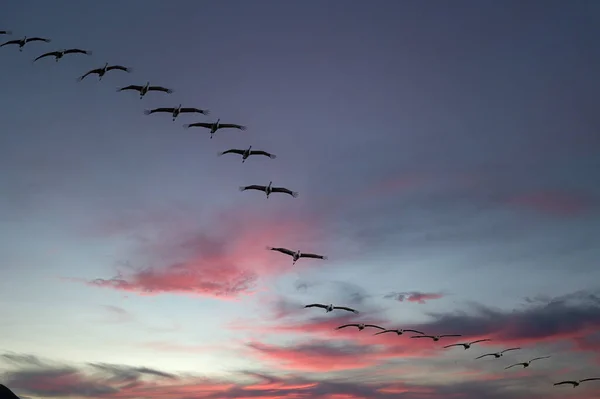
[0, 385, 20, 399]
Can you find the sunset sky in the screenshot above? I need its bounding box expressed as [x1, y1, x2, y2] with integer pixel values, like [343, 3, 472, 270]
[1, 1, 600, 399]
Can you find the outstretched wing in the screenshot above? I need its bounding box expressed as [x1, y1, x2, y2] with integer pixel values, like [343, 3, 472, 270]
[218, 149, 245, 156]
[1, 39, 20, 46]
[271, 187, 299, 197]
[26, 37, 51, 43]
[0, 30, 11, 35]
[333, 306, 358, 313]
[374, 329, 396, 336]
[107, 65, 130, 72]
[267, 247, 295, 256]
[78, 68, 101, 81]
[184, 122, 212, 129]
[411, 335, 433, 339]
[299, 252, 326, 259]
[336, 324, 358, 330]
[218, 123, 247, 130]
[405, 329, 424, 334]
[504, 363, 521, 369]
[33, 51, 59, 62]
[181, 108, 209, 115]
[249, 150, 276, 159]
[117, 85, 143, 92]
[440, 334, 462, 338]
[553, 381, 576, 386]
[475, 353, 494, 359]
[145, 108, 175, 115]
[501, 347, 521, 353]
[530, 356, 550, 362]
[580, 378, 600, 382]
[470, 339, 491, 345]
[240, 185, 267, 192]
[365, 324, 385, 330]
[148, 86, 173, 93]
[443, 344, 462, 348]
[64, 48, 91, 55]
[304, 304, 327, 309]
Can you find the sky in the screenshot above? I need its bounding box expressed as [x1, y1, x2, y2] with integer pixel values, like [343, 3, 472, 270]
[1, 0, 599, 398]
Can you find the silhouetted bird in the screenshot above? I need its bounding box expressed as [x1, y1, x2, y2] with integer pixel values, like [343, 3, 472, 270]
[505, 356, 551, 369]
[1, 36, 50, 51]
[218, 146, 276, 163]
[78, 63, 131, 81]
[476, 348, 521, 359]
[411, 334, 461, 342]
[266, 247, 327, 264]
[184, 118, 247, 139]
[554, 378, 600, 388]
[117, 82, 173, 99]
[33, 48, 91, 62]
[336, 323, 385, 331]
[305, 303, 358, 313]
[240, 182, 298, 198]
[374, 328, 425, 336]
[444, 339, 491, 350]
[144, 104, 209, 121]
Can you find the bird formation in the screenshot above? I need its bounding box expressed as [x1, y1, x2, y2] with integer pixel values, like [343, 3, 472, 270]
[1, 26, 598, 395]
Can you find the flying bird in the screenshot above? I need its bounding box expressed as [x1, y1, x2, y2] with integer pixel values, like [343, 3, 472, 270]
[336, 323, 385, 331]
[144, 104, 210, 121]
[1, 36, 50, 51]
[374, 328, 425, 336]
[266, 247, 327, 264]
[505, 356, 551, 369]
[240, 181, 298, 198]
[218, 146, 276, 163]
[117, 82, 173, 99]
[553, 378, 600, 388]
[78, 63, 131, 81]
[304, 304, 358, 314]
[0, 31, 11, 35]
[184, 118, 247, 139]
[411, 334, 461, 342]
[475, 348, 521, 359]
[33, 48, 91, 62]
[444, 339, 491, 350]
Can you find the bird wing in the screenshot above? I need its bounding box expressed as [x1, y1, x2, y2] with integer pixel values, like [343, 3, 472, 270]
[240, 185, 267, 192]
[249, 150, 276, 158]
[336, 324, 358, 330]
[373, 329, 396, 336]
[405, 329, 425, 334]
[267, 247, 295, 256]
[333, 306, 358, 313]
[470, 339, 491, 344]
[33, 51, 59, 61]
[299, 252, 326, 259]
[184, 122, 212, 129]
[443, 344, 462, 348]
[411, 335, 432, 339]
[118, 85, 143, 92]
[365, 324, 385, 330]
[505, 364, 520, 369]
[475, 354, 494, 359]
[530, 356, 550, 362]
[304, 304, 327, 309]
[271, 187, 299, 197]
[580, 378, 600, 382]
[64, 48, 91, 55]
[501, 347, 521, 353]
[440, 334, 462, 338]
[148, 86, 173, 93]
[78, 68, 101, 80]
[180, 108, 209, 114]
[218, 149, 245, 156]
[217, 123, 247, 130]
[553, 381, 576, 386]
[145, 108, 175, 114]
[0, 30, 11, 35]
[107, 65, 130, 72]
[1, 39, 19, 46]
[26, 37, 50, 43]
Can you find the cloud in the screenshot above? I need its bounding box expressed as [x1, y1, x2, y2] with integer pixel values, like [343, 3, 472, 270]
[101, 305, 134, 323]
[505, 190, 594, 216]
[384, 291, 445, 304]
[73, 207, 329, 300]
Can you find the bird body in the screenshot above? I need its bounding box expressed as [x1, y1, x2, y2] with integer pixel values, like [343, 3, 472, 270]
[476, 348, 521, 359]
[336, 323, 385, 331]
[78, 63, 131, 81]
[144, 104, 209, 121]
[266, 247, 327, 264]
[219, 146, 276, 163]
[374, 328, 425, 336]
[33, 48, 91, 62]
[304, 303, 358, 313]
[1, 36, 50, 51]
[554, 378, 600, 388]
[117, 82, 173, 99]
[184, 118, 247, 139]
[505, 356, 551, 369]
[411, 334, 462, 342]
[240, 181, 298, 198]
[444, 339, 491, 350]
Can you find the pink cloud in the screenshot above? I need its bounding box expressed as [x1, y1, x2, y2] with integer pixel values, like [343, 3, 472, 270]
[384, 291, 445, 304]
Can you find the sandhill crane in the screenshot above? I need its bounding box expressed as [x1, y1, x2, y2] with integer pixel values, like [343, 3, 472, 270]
[144, 104, 210, 121]
[78, 63, 131, 81]
[33, 48, 91, 63]
[374, 328, 425, 336]
[336, 323, 385, 331]
[505, 356, 551, 369]
[554, 378, 600, 388]
[304, 304, 358, 314]
[218, 146, 276, 163]
[411, 334, 461, 342]
[184, 118, 246, 139]
[117, 82, 173, 99]
[475, 348, 521, 359]
[444, 339, 491, 350]
[266, 247, 327, 264]
[1, 36, 50, 51]
[240, 181, 297, 198]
